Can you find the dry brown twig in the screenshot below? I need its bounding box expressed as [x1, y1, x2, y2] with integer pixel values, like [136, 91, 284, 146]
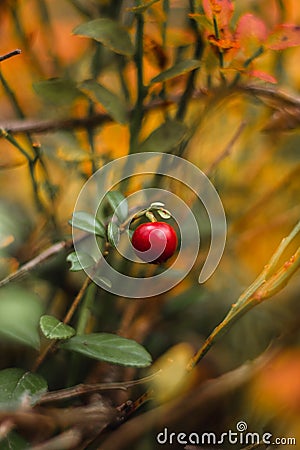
[98, 346, 279, 450]
[0, 85, 298, 136]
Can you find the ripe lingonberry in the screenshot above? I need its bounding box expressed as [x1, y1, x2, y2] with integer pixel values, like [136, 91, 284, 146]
[131, 222, 178, 264]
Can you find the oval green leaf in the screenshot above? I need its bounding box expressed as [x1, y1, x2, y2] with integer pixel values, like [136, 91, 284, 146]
[60, 333, 152, 367]
[139, 120, 188, 153]
[73, 18, 134, 56]
[69, 211, 105, 237]
[0, 368, 47, 409]
[151, 59, 201, 84]
[67, 251, 95, 271]
[0, 287, 43, 350]
[107, 221, 120, 248]
[40, 315, 76, 340]
[33, 79, 84, 106]
[106, 191, 129, 222]
[81, 80, 128, 124]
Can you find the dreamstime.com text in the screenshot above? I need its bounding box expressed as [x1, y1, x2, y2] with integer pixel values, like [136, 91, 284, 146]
[156, 421, 296, 447]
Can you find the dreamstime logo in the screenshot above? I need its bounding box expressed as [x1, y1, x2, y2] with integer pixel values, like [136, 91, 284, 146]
[72, 152, 226, 298]
[157, 421, 297, 447]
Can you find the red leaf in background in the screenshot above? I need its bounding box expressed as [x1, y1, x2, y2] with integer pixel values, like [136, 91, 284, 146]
[248, 70, 277, 84]
[267, 24, 300, 50]
[235, 13, 268, 51]
[202, 0, 234, 28]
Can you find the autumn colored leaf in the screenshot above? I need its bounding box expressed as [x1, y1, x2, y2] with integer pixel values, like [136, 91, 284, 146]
[208, 35, 239, 51]
[202, 0, 234, 28]
[235, 13, 268, 52]
[248, 70, 277, 84]
[266, 24, 300, 50]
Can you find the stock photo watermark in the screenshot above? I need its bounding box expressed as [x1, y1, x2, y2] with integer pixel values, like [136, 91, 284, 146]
[72, 152, 227, 298]
[156, 421, 297, 447]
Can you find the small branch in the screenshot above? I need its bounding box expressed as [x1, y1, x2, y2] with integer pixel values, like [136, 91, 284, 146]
[239, 84, 300, 108]
[0, 68, 26, 120]
[38, 373, 159, 404]
[176, 0, 204, 122]
[0, 239, 73, 288]
[129, 6, 147, 154]
[0, 85, 299, 137]
[32, 275, 92, 372]
[0, 49, 21, 63]
[63, 276, 92, 325]
[204, 120, 247, 176]
[100, 347, 278, 450]
[0, 113, 112, 135]
[187, 220, 300, 370]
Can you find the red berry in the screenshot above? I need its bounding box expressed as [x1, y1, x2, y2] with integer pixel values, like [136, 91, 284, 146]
[131, 222, 178, 264]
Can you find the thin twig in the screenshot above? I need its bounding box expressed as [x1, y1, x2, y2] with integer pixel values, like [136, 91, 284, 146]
[129, 5, 147, 154]
[0, 239, 73, 288]
[0, 85, 299, 136]
[63, 276, 93, 325]
[38, 372, 160, 404]
[100, 347, 278, 450]
[0, 49, 21, 62]
[204, 120, 247, 176]
[32, 275, 92, 372]
[187, 220, 300, 370]
[176, 0, 204, 122]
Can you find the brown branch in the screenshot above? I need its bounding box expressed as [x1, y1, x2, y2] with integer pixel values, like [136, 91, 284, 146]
[204, 120, 247, 176]
[38, 373, 160, 404]
[0, 85, 298, 136]
[99, 346, 278, 450]
[0, 98, 174, 135]
[239, 84, 300, 107]
[32, 274, 92, 372]
[0, 239, 73, 288]
[0, 49, 21, 63]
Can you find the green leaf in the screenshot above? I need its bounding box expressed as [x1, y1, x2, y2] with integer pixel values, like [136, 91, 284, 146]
[0, 287, 43, 350]
[107, 221, 120, 247]
[151, 59, 201, 84]
[60, 333, 152, 367]
[33, 79, 84, 106]
[139, 120, 188, 153]
[80, 80, 128, 124]
[67, 251, 95, 271]
[0, 368, 47, 409]
[0, 431, 29, 449]
[70, 211, 105, 237]
[40, 315, 76, 340]
[106, 191, 129, 222]
[73, 18, 135, 56]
